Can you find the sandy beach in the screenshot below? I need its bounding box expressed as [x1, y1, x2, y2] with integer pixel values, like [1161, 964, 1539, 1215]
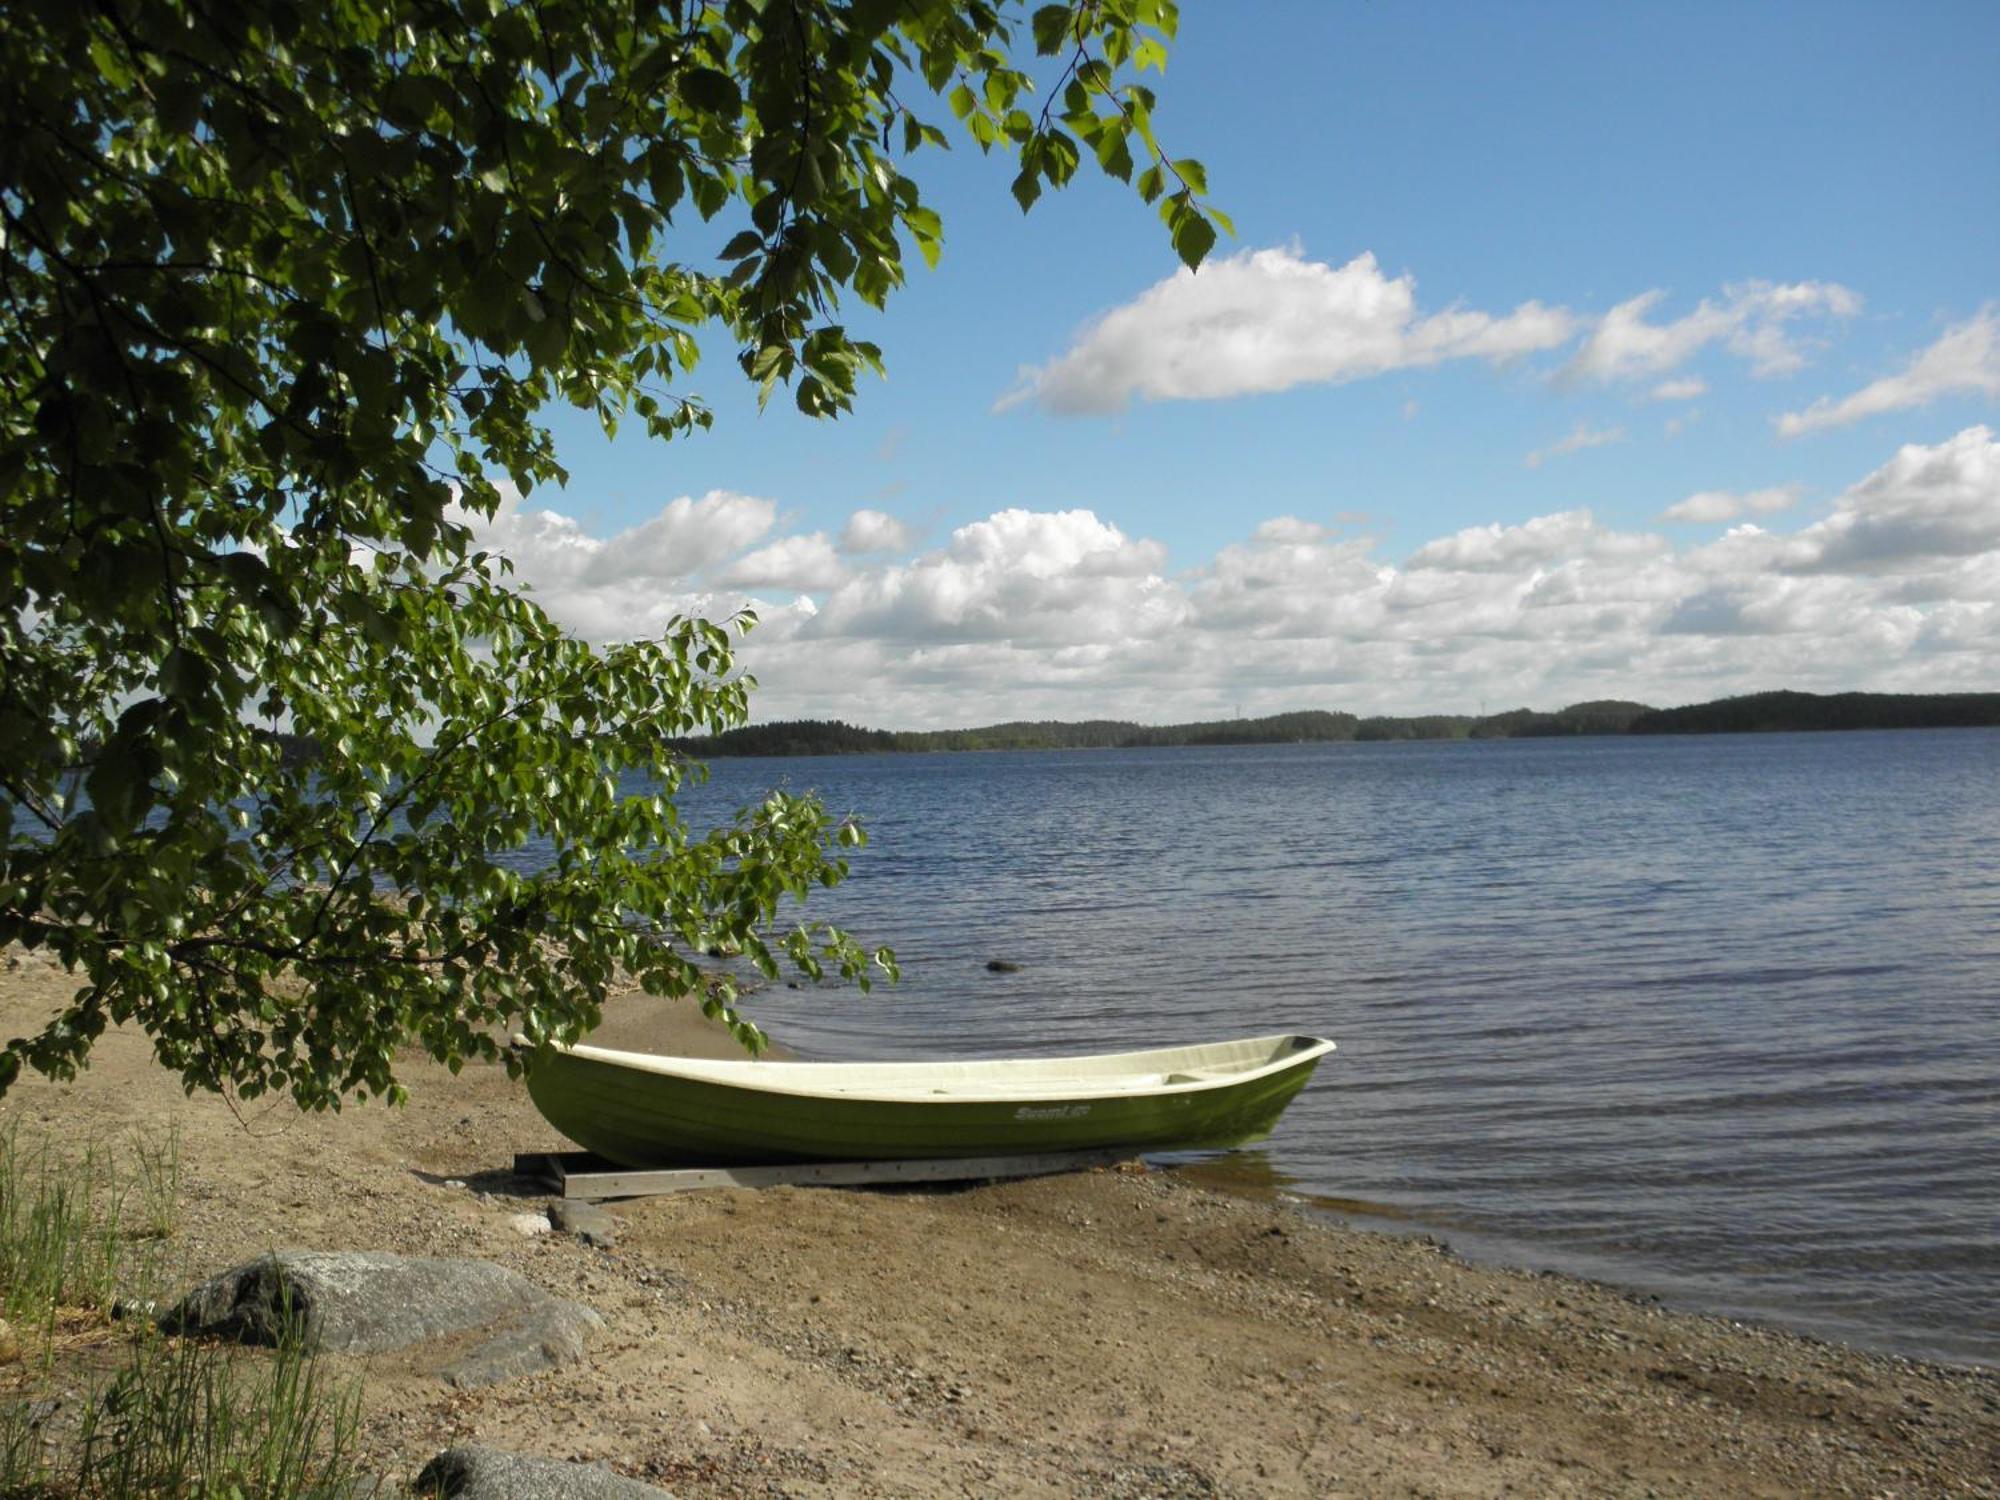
[1, 944, 1994, 1497]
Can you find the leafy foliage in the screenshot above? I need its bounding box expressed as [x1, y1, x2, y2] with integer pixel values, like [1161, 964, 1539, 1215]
[0, 0, 1224, 1107]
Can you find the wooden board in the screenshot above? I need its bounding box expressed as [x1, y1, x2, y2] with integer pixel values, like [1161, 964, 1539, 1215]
[512, 1148, 1131, 1201]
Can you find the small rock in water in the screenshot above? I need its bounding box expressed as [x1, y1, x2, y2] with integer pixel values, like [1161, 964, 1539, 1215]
[985, 959, 1022, 973]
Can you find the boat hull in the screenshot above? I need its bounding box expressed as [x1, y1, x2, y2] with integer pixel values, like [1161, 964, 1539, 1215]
[524, 1035, 1332, 1168]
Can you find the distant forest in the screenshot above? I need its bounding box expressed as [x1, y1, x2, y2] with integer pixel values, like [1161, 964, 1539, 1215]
[667, 690, 2000, 758]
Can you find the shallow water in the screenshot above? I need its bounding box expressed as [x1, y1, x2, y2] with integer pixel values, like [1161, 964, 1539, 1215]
[554, 730, 2000, 1367]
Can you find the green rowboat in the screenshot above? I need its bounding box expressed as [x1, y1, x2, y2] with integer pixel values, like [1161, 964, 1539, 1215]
[522, 1032, 1335, 1168]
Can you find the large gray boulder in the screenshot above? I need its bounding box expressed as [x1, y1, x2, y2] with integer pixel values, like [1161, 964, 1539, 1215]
[162, 1251, 602, 1387]
[415, 1445, 673, 1499]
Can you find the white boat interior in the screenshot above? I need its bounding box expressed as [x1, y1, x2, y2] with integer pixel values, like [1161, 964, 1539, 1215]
[528, 1032, 1336, 1103]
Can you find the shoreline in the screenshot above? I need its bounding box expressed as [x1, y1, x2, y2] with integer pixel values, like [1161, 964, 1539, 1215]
[2, 949, 1996, 1495]
[1188, 1156, 2000, 1377]
[1291, 1190, 1997, 1378]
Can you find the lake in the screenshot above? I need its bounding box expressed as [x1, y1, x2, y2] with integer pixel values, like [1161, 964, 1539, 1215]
[634, 728, 2000, 1369]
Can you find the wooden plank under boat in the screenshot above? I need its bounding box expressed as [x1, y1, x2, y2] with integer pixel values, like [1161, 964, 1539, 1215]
[519, 1033, 1336, 1168]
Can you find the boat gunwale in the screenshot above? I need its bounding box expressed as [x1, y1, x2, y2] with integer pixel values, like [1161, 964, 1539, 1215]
[522, 1032, 1335, 1108]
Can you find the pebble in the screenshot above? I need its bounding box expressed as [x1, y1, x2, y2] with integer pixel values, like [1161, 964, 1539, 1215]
[550, 1199, 620, 1249]
[508, 1212, 552, 1238]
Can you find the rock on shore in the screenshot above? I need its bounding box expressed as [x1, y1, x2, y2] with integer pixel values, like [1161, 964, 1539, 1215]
[162, 1251, 602, 1388]
[416, 1444, 673, 1498]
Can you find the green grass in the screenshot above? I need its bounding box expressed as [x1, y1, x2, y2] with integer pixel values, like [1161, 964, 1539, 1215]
[0, 1132, 130, 1333]
[0, 1127, 370, 1498]
[0, 1330, 367, 1498]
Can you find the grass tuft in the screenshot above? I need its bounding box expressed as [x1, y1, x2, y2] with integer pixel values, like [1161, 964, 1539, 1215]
[129, 1127, 182, 1244]
[0, 1127, 369, 1497]
[0, 1132, 125, 1331]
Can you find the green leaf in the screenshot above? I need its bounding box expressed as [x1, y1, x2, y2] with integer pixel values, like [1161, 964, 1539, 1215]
[1031, 5, 1074, 55]
[679, 68, 742, 117]
[1095, 131, 1135, 183]
[1171, 208, 1217, 270]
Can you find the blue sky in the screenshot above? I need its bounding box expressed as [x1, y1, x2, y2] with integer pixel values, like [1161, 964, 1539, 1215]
[489, 1, 2000, 727]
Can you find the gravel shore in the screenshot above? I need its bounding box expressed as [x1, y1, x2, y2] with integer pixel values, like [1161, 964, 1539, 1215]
[2, 947, 1995, 1496]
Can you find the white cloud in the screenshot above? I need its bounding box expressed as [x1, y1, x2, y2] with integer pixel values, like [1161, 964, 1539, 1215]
[1566, 281, 1860, 384]
[1776, 307, 2000, 437]
[456, 430, 2000, 727]
[1003, 247, 1577, 414]
[719, 532, 846, 591]
[1408, 510, 1664, 573]
[461, 487, 776, 638]
[1525, 421, 1626, 469]
[806, 509, 1179, 650]
[1781, 425, 2000, 571]
[573, 491, 776, 582]
[1253, 517, 1329, 545]
[838, 508, 915, 554]
[1659, 485, 1802, 524]
[1651, 377, 1708, 401]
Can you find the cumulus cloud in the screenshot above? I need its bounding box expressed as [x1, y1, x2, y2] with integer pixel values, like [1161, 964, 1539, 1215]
[1003, 247, 1577, 415]
[719, 532, 846, 591]
[1776, 307, 2000, 437]
[1651, 377, 1708, 401]
[457, 430, 2000, 727]
[806, 509, 1179, 651]
[838, 508, 916, 554]
[1252, 517, 1330, 545]
[462, 487, 777, 638]
[1659, 485, 1802, 524]
[1566, 281, 1861, 384]
[1781, 425, 2000, 571]
[572, 491, 776, 582]
[1525, 421, 1626, 469]
[1408, 510, 1665, 573]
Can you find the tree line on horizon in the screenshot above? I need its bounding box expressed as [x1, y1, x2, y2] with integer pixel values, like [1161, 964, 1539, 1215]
[666, 690, 2000, 757]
